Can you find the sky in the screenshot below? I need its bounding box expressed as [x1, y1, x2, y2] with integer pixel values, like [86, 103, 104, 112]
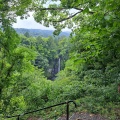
[13, 12, 70, 31]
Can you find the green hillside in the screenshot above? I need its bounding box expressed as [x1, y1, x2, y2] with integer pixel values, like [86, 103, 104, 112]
[14, 28, 70, 37]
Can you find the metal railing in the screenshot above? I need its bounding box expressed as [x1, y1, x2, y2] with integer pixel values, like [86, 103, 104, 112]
[6, 100, 77, 120]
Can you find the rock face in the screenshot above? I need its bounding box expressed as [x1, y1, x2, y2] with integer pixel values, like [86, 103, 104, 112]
[56, 112, 108, 120]
[57, 115, 66, 120]
[27, 117, 43, 120]
[26, 112, 108, 120]
[27, 117, 38, 120]
[69, 113, 108, 120]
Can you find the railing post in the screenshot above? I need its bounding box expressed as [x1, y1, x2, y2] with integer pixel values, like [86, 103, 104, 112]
[66, 102, 69, 120]
[6, 101, 76, 120]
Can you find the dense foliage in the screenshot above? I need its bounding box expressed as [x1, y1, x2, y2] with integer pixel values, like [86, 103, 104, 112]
[20, 34, 70, 79]
[0, 0, 120, 119]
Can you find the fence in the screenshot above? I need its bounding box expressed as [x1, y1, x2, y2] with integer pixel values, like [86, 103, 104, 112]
[6, 100, 77, 120]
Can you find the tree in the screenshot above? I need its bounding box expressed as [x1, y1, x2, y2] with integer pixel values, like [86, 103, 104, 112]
[24, 32, 30, 38]
[32, 0, 94, 34]
[0, 0, 36, 115]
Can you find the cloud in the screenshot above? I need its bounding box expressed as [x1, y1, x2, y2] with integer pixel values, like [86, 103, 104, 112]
[13, 12, 55, 30]
[12, 12, 70, 31]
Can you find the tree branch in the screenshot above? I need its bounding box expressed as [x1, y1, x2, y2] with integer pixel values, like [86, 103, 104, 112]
[74, 7, 94, 14]
[38, 7, 69, 11]
[37, 6, 94, 23]
[53, 11, 82, 22]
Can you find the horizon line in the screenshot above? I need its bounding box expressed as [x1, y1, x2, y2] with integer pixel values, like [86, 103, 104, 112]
[13, 27, 71, 32]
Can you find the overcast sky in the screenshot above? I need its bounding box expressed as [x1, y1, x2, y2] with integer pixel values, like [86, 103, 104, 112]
[13, 12, 70, 31]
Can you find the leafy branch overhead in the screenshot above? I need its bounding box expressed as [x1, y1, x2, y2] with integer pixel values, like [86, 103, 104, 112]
[33, 0, 95, 34]
[0, 0, 94, 34]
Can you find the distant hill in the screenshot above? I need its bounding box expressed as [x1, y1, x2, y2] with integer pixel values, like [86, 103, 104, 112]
[14, 28, 70, 37]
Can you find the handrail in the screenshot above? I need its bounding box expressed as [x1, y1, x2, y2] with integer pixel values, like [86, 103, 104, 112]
[6, 100, 77, 120]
